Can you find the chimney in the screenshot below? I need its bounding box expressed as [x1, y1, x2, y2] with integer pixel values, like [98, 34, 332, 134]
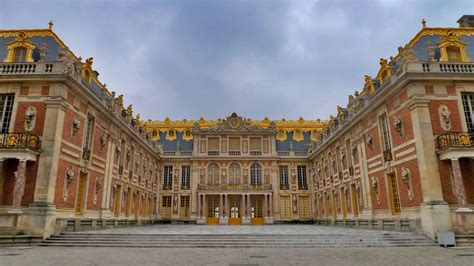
[457, 15, 474, 27]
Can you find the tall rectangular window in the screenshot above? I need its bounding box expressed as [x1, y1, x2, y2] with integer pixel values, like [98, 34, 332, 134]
[462, 93, 474, 132]
[208, 137, 220, 155]
[181, 165, 190, 190]
[279, 165, 289, 190]
[0, 94, 14, 133]
[380, 114, 393, 162]
[83, 115, 94, 150]
[228, 137, 241, 155]
[297, 165, 308, 190]
[249, 137, 262, 155]
[380, 114, 392, 151]
[163, 165, 173, 190]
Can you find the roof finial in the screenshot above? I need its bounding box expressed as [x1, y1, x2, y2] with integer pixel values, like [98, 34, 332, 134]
[421, 18, 426, 28]
[49, 20, 53, 30]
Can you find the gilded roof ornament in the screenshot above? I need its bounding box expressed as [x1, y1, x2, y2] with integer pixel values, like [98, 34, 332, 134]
[49, 20, 53, 30]
[362, 75, 375, 95]
[126, 104, 133, 117]
[421, 19, 426, 28]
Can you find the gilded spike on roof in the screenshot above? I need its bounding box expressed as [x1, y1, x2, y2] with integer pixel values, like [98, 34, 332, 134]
[49, 20, 53, 30]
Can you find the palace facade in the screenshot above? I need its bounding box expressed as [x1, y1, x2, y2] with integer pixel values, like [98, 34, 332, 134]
[0, 16, 474, 240]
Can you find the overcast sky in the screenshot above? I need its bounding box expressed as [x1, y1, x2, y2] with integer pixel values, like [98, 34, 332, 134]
[1, 0, 473, 120]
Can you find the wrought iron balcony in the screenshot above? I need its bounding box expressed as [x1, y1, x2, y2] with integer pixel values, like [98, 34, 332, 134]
[280, 183, 290, 190]
[197, 183, 272, 191]
[0, 133, 41, 152]
[437, 132, 474, 150]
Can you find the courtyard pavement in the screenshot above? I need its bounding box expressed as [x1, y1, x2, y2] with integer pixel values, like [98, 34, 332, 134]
[1, 225, 473, 265]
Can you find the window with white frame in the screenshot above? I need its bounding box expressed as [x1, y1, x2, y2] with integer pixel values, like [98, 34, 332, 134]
[250, 163, 262, 185]
[279, 165, 289, 190]
[297, 165, 308, 190]
[462, 93, 474, 132]
[0, 94, 14, 133]
[207, 163, 220, 185]
[228, 163, 241, 185]
[163, 165, 173, 189]
[181, 165, 190, 189]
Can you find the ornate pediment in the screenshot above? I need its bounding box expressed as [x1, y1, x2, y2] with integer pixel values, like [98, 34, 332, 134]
[193, 113, 276, 134]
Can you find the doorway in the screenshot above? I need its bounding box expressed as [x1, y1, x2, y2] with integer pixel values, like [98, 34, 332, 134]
[388, 173, 401, 215]
[228, 195, 242, 225]
[75, 172, 88, 216]
[250, 195, 264, 225]
[206, 195, 220, 225]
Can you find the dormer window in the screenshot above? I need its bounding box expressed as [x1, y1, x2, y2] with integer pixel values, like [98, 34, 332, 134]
[3, 31, 35, 63]
[446, 46, 461, 62]
[13, 47, 27, 62]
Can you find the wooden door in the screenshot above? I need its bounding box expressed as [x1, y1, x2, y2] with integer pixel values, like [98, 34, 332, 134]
[75, 172, 87, 216]
[331, 190, 337, 220]
[388, 174, 401, 215]
[228, 195, 242, 225]
[351, 184, 359, 217]
[340, 187, 347, 219]
[250, 195, 264, 225]
[279, 196, 291, 219]
[113, 184, 122, 217]
[124, 187, 131, 217]
[206, 195, 220, 225]
[161, 196, 172, 219]
[134, 192, 140, 220]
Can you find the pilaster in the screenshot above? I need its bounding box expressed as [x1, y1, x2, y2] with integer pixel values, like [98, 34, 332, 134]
[409, 97, 452, 238]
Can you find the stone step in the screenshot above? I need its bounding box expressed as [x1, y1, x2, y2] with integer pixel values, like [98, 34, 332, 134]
[43, 239, 433, 244]
[45, 236, 434, 242]
[0, 235, 43, 247]
[39, 242, 436, 248]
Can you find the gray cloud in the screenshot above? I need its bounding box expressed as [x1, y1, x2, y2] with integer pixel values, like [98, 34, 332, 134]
[0, 0, 472, 120]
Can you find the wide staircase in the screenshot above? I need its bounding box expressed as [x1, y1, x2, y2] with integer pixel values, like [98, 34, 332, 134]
[40, 231, 436, 248]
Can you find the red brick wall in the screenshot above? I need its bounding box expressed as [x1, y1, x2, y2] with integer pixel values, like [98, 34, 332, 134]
[429, 100, 463, 135]
[13, 102, 46, 136]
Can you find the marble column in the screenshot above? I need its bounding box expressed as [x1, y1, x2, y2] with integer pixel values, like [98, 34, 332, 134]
[245, 194, 249, 218]
[0, 159, 4, 201]
[197, 193, 201, 219]
[451, 158, 472, 211]
[269, 194, 273, 219]
[219, 194, 223, 219]
[9, 159, 27, 213]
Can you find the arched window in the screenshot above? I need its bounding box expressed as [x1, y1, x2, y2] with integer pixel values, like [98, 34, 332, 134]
[13, 47, 27, 62]
[250, 163, 261, 185]
[229, 163, 241, 185]
[207, 163, 220, 185]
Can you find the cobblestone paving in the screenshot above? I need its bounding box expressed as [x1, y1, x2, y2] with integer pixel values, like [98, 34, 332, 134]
[84, 224, 417, 236]
[1, 246, 473, 266]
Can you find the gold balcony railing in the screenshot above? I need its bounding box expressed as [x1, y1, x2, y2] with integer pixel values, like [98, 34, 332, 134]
[0, 133, 41, 152]
[437, 132, 473, 150]
[197, 183, 272, 191]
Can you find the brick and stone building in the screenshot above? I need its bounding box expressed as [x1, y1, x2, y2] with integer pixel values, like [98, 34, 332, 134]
[0, 16, 474, 241]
